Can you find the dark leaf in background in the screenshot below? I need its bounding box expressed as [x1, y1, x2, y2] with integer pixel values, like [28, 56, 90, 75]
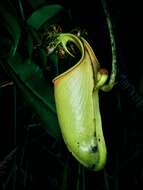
[0, 0, 63, 140]
[0, 6, 21, 57]
[1, 54, 61, 139]
[27, 4, 64, 30]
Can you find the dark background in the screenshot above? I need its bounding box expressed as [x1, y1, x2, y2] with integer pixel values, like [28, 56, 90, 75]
[0, 0, 143, 190]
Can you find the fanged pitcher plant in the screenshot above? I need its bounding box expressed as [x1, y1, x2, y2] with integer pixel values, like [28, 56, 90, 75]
[53, 33, 116, 171]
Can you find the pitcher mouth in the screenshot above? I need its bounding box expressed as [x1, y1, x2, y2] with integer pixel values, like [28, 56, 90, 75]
[52, 33, 104, 88]
[52, 33, 85, 83]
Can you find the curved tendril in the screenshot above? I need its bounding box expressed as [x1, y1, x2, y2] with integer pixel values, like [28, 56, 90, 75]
[100, 0, 117, 92]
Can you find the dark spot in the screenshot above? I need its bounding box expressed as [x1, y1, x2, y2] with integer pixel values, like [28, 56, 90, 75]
[77, 142, 80, 146]
[91, 146, 97, 153]
[98, 138, 100, 142]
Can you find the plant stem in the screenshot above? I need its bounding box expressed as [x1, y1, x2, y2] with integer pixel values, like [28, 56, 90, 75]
[100, 0, 117, 92]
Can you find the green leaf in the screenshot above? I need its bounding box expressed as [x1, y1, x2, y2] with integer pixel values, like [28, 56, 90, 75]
[1, 54, 61, 139]
[0, 6, 21, 56]
[27, 4, 64, 30]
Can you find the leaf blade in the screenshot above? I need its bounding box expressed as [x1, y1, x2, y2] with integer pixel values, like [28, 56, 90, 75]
[1, 54, 61, 139]
[27, 4, 64, 30]
[0, 6, 21, 56]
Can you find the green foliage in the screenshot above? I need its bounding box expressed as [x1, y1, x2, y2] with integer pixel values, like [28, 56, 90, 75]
[0, 1, 66, 139]
[0, 6, 21, 56]
[6, 54, 60, 139]
[27, 4, 64, 30]
[0, 1, 67, 188]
